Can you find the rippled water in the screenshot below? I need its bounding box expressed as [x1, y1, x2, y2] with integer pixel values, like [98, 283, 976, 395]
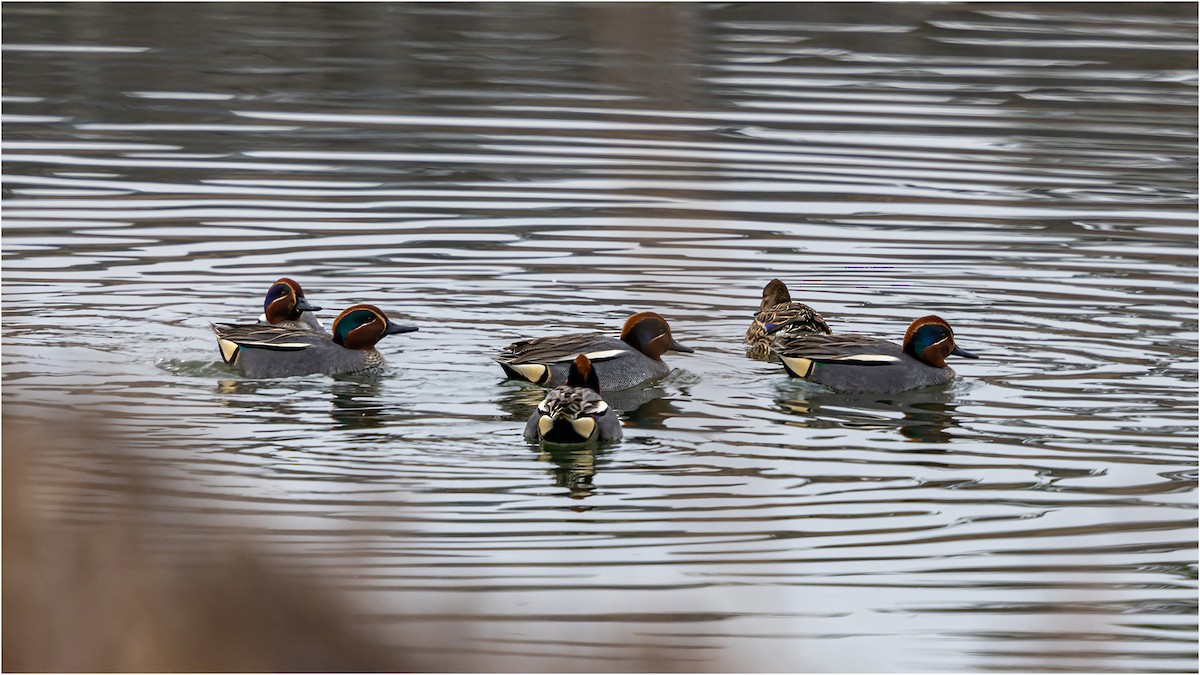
[3, 3, 1197, 671]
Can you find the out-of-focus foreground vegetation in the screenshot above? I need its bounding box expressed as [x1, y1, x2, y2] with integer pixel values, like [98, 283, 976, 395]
[2, 416, 702, 672]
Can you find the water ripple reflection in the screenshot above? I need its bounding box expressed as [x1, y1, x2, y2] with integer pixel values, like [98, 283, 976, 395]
[3, 3, 1196, 672]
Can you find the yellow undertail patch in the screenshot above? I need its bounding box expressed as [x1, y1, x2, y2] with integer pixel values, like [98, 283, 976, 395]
[511, 363, 550, 384]
[217, 338, 240, 365]
[569, 417, 596, 439]
[780, 355, 815, 379]
[538, 415, 554, 437]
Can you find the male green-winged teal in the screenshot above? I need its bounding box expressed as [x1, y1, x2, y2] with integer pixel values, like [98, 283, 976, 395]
[770, 315, 978, 394]
[257, 277, 326, 333]
[497, 311, 694, 390]
[211, 304, 417, 378]
[524, 354, 622, 444]
[745, 279, 831, 358]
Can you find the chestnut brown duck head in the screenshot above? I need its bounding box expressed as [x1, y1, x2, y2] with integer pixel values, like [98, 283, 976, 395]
[902, 315, 978, 368]
[262, 277, 321, 325]
[332, 304, 419, 350]
[619, 311, 694, 361]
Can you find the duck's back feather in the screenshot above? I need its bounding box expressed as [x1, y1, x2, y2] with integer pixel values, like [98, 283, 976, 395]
[745, 301, 831, 359]
[497, 333, 666, 390]
[499, 333, 627, 364]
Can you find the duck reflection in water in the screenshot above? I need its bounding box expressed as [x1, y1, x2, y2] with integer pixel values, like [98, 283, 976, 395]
[534, 388, 684, 500]
[329, 376, 388, 430]
[601, 386, 681, 429]
[539, 444, 604, 501]
[775, 381, 961, 445]
[215, 378, 309, 419]
[215, 376, 388, 431]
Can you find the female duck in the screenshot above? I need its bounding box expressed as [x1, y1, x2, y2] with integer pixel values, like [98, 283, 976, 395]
[524, 354, 622, 444]
[771, 315, 978, 394]
[745, 279, 831, 358]
[258, 277, 326, 333]
[212, 304, 418, 378]
[497, 311, 693, 391]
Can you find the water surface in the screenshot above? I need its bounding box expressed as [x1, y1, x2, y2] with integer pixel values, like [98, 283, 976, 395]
[3, 3, 1197, 672]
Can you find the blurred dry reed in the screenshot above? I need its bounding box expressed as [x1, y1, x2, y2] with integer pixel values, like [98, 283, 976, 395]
[2, 415, 711, 673]
[3, 416, 415, 672]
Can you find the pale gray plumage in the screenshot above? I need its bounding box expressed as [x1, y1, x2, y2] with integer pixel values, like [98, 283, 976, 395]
[497, 312, 693, 391]
[213, 303, 417, 378]
[211, 323, 387, 378]
[772, 333, 950, 394]
[771, 316, 977, 394]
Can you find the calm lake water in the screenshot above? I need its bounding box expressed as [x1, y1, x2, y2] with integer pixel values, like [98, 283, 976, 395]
[3, 3, 1197, 672]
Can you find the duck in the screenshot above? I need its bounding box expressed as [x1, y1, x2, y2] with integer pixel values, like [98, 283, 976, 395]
[256, 277, 326, 333]
[496, 311, 694, 391]
[745, 279, 831, 358]
[770, 315, 978, 394]
[211, 304, 418, 378]
[524, 354, 622, 444]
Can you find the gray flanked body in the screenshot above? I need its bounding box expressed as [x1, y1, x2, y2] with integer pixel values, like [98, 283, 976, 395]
[774, 334, 956, 395]
[499, 334, 669, 391]
[211, 324, 385, 378]
[258, 311, 327, 334]
[524, 384, 622, 444]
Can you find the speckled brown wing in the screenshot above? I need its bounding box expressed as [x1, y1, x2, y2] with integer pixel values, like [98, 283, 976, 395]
[745, 301, 831, 358]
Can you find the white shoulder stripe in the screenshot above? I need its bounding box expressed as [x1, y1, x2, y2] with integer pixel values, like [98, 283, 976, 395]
[239, 341, 313, 350]
[828, 354, 899, 363]
[582, 349, 626, 362]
